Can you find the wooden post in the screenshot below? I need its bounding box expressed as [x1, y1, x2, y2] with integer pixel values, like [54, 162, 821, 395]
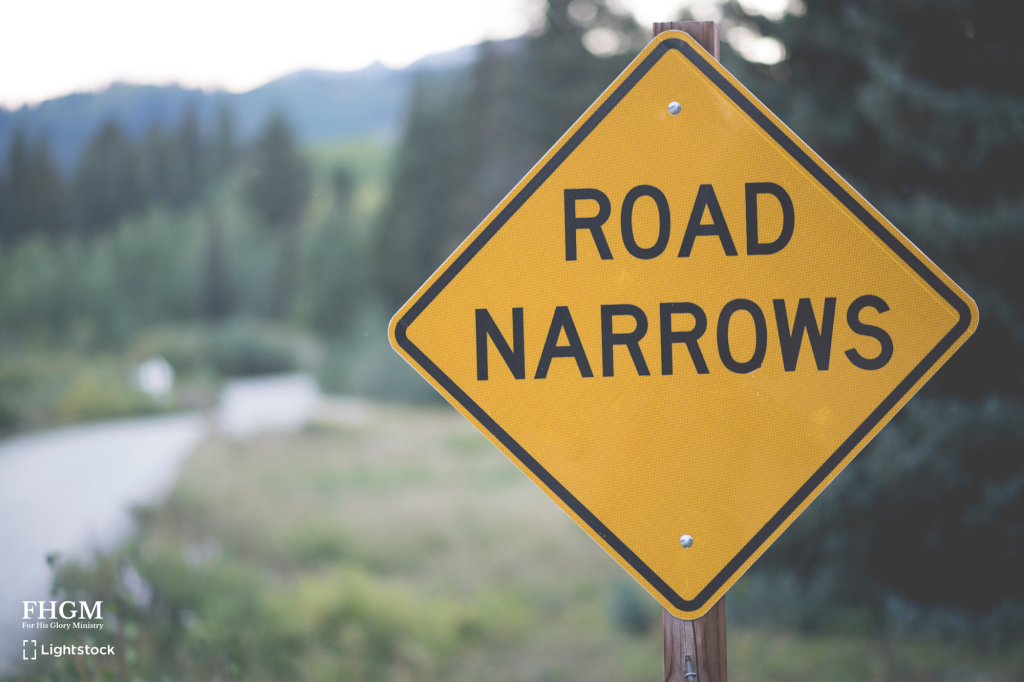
[653, 21, 720, 61]
[662, 600, 727, 682]
[652, 24, 725, 680]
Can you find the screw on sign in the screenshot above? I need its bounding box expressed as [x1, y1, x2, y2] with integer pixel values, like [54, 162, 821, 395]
[389, 21, 976, 682]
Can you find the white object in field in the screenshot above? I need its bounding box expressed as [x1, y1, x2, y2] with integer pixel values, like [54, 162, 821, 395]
[136, 356, 174, 397]
[218, 373, 320, 438]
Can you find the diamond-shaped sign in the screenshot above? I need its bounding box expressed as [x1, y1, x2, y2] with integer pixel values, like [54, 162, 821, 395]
[389, 31, 976, 619]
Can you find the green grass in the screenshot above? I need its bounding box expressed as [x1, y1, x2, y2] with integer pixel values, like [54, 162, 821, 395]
[730, 629, 1024, 681]
[11, 401, 1023, 681]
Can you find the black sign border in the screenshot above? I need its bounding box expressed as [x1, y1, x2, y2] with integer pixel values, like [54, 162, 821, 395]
[394, 37, 973, 613]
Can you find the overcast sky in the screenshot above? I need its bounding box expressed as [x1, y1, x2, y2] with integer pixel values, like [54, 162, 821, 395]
[0, 0, 788, 108]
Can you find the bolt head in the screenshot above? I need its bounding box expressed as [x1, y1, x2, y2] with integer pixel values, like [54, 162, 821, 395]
[679, 534, 694, 549]
[668, 101, 682, 115]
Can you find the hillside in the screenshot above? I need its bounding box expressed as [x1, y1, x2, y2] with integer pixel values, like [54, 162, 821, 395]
[0, 41, 488, 172]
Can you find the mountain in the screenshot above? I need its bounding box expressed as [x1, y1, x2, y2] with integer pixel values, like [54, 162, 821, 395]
[0, 42, 488, 173]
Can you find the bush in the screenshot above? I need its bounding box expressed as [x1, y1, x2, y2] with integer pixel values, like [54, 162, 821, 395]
[609, 578, 657, 636]
[128, 320, 320, 378]
[0, 352, 160, 431]
[0, 211, 204, 349]
[23, 544, 481, 682]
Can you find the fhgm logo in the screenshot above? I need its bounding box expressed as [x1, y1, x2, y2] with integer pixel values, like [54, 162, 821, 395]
[23, 601, 103, 622]
[22, 601, 105, 632]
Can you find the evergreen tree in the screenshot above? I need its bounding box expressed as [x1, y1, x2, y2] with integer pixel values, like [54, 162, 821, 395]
[299, 167, 365, 335]
[0, 130, 30, 244]
[459, 39, 541, 235]
[709, 0, 1024, 638]
[373, 72, 473, 307]
[138, 123, 175, 207]
[0, 130, 69, 242]
[0, 160, 5, 243]
[245, 113, 310, 228]
[201, 210, 231, 320]
[138, 108, 231, 211]
[523, 0, 645, 152]
[374, 0, 645, 308]
[74, 121, 144, 235]
[371, 69, 464, 309]
[174, 108, 204, 207]
[22, 138, 70, 238]
[244, 113, 310, 317]
[212, 106, 238, 180]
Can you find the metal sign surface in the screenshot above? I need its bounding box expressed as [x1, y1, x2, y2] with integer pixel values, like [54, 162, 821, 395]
[389, 31, 977, 619]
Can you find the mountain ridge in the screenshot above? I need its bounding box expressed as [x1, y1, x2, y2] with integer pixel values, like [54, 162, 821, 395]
[0, 41, 499, 173]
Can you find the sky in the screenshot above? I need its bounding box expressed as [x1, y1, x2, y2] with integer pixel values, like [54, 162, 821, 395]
[0, 0, 790, 108]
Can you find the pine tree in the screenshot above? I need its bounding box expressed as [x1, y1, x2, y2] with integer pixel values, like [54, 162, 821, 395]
[244, 113, 311, 317]
[374, 0, 646, 309]
[22, 138, 70, 238]
[74, 121, 144, 235]
[0, 161, 5, 244]
[711, 0, 1024, 639]
[138, 123, 175, 207]
[0, 131, 70, 242]
[1, 130, 30, 244]
[201, 209, 231, 320]
[245, 113, 310, 228]
[300, 167, 365, 335]
[523, 0, 645, 152]
[212, 106, 237, 180]
[174, 108, 204, 206]
[373, 73, 470, 307]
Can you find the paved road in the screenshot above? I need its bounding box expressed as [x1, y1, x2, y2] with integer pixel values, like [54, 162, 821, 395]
[0, 373, 323, 671]
[0, 413, 206, 669]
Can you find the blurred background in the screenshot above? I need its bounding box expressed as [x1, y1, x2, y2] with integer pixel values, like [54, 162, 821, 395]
[0, 0, 1021, 680]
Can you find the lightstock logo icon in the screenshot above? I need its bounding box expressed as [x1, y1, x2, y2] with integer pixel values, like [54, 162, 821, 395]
[23, 640, 36, 661]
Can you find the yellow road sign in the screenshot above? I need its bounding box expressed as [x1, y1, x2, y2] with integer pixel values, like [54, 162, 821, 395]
[389, 31, 977, 619]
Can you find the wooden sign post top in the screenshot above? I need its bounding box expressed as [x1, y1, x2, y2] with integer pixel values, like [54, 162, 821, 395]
[653, 21, 719, 60]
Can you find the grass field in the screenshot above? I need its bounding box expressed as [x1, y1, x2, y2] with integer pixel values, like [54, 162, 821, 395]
[14, 399, 1024, 681]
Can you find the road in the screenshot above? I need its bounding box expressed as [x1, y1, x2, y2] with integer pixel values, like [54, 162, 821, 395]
[0, 372, 320, 671]
[0, 413, 205, 669]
